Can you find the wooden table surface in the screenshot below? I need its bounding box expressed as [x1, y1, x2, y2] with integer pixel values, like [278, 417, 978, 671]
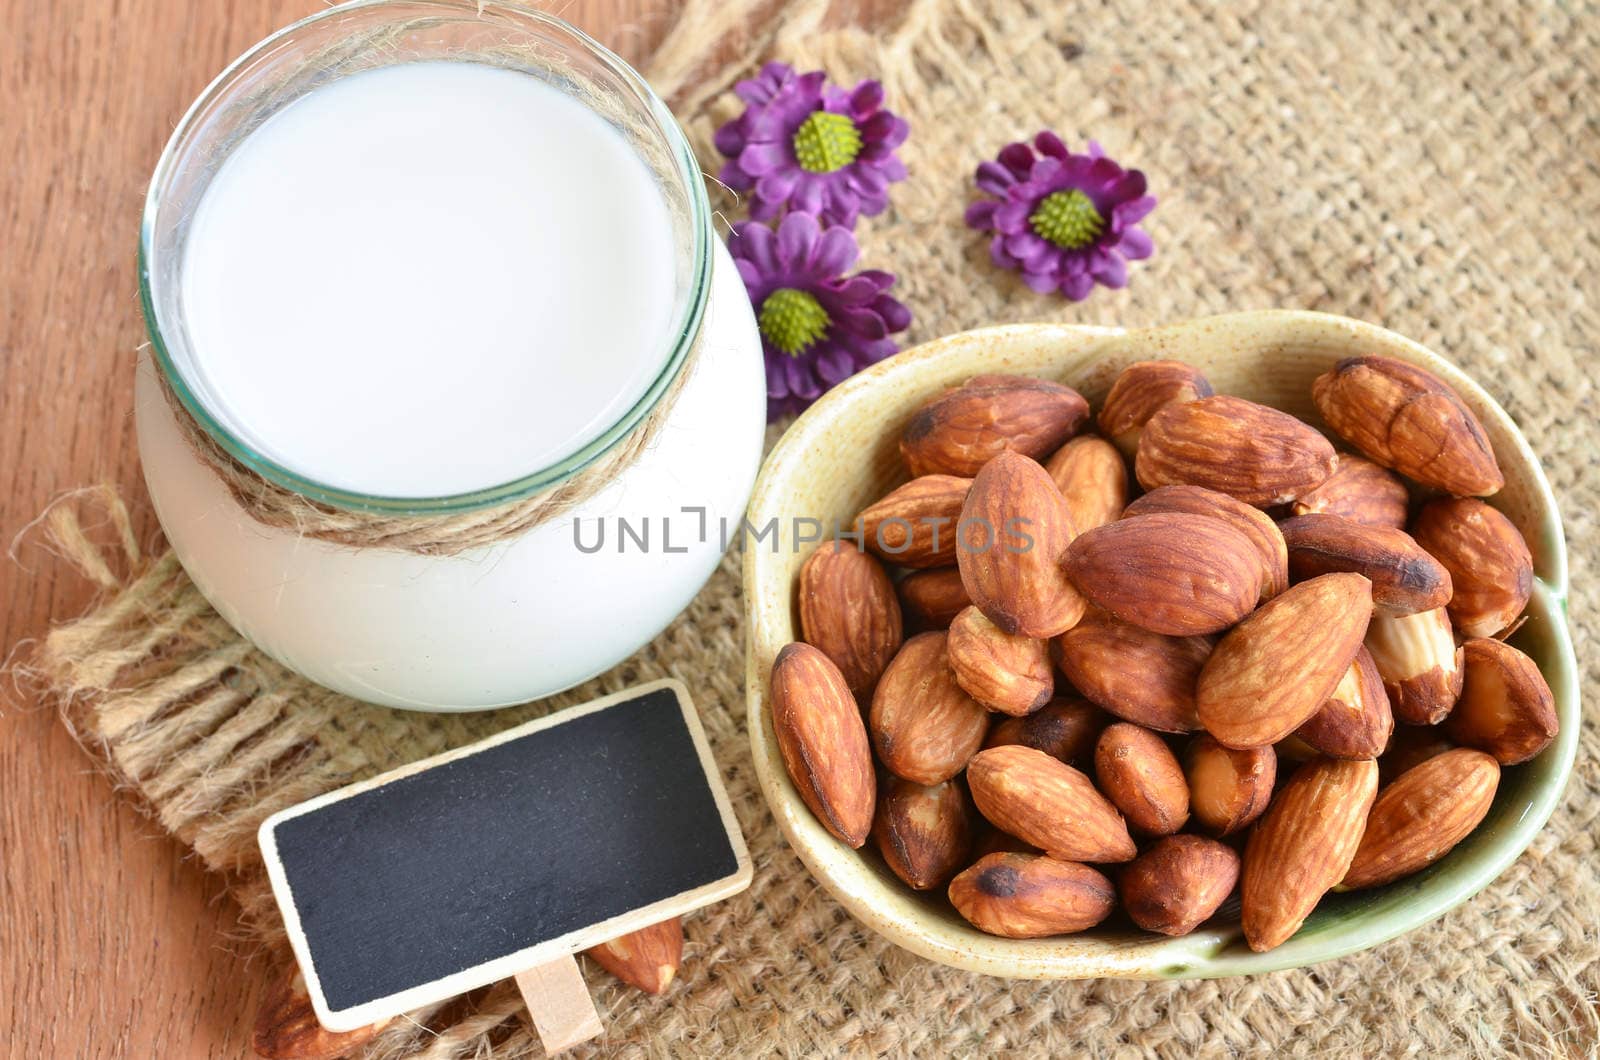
[0, 2, 669, 1055]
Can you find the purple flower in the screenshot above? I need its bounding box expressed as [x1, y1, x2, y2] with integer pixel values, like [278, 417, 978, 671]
[964, 132, 1156, 300]
[729, 212, 911, 421]
[715, 62, 909, 228]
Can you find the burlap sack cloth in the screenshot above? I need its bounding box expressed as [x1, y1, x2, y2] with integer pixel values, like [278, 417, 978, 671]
[27, 0, 1598, 1055]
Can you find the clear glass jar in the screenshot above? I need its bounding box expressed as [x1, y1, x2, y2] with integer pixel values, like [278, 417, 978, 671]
[136, 0, 764, 710]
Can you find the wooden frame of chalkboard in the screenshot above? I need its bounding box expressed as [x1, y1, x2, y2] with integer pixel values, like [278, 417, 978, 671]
[258, 679, 751, 1033]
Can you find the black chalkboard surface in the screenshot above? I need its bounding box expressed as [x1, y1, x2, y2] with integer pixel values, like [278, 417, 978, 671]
[259, 680, 750, 1032]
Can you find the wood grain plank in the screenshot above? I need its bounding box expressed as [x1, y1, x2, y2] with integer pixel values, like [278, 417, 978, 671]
[0, 3, 670, 1055]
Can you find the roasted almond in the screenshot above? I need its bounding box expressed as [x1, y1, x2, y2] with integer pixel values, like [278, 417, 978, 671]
[897, 567, 971, 631]
[1411, 498, 1533, 639]
[1241, 756, 1379, 951]
[966, 744, 1137, 862]
[1365, 607, 1464, 725]
[871, 776, 975, 891]
[1279, 514, 1450, 615]
[1311, 356, 1503, 497]
[1094, 723, 1190, 836]
[858, 475, 971, 569]
[1119, 835, 1241, 937]
[1379, 724, 1458, 784]
[870, 631, 990, 784]
[947, 605, 1054, 716]
[1342, 748, 1500, 890]
[1184, 735, 1276, 836]
[1135, 395, 1337, 507]
[948, 852, 1115, 938]
[1063, 513, 1260, 636]
[983, 695, 1105, 766]
[798, 541, 903, 698]
[1295, 645, 1393, 759]
[770, 643, 876, 847]
[1197, 573, 1373, 748]
[253, 968, 390, 1060]
[1447, 637, 1558, 765]
[957, 450, 1086, 638]
[1044, 434, 1128, 532]
[1290, 452, 1410, 530]
[1056, 610, 1209, 732]
[901, 374, 1089, 477]
[1097, 360, 1214, 457]
[1123, 484, 1289, 600]
[586, 918, 683, 995]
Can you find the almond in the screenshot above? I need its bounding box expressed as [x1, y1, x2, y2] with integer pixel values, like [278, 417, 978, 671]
[1279, 514, 1451, 615]
[585, 918, 683, 995]
[871, 776, 976, 891]
[1197, 573, 1374, 748]
[870, 631, 990, 784]
[769, 642, 876, 847]
[957, 450, 1086, 638]
[966, 745, 1137, 862]
[253, 969, 390, 1060]
[798, 541, 903, 698]
[1123, 484, 1289, 600]
[1044, 434, 1128, 532]
[1295, 645, 1393, 759]
[1063, 513, 1260, 636]
[948, 852, 1115, 938]
[901, 374, 1089, 477]
[947, 605, 1054, 716]
[1097, 360, 1214, 457]
[1447, 637, 1558, 765]
[858, 475, 971, 569]
[1241, 756, 1379, 951]
[1290, 452, 1410, 530]
[1094, 723, 1190, 835]
[1411, 498, 1533, 639]
[896, 567, 971, 631]
[1057, 611, 1209, 733]
[1364, 607, 1464, 725]
[983, 695, 1105, 766]
[1379, 724, 1458, 784]
[1136, 395, 1337, 507]
[1184, 735, 1276, 836]
[1119, 835, 1241, 936]
[1341, 748, 1500, 890]
[1311, 356, 1503, 497]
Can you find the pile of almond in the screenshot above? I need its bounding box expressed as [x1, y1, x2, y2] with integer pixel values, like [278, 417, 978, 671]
[770, 357, 1558, 952]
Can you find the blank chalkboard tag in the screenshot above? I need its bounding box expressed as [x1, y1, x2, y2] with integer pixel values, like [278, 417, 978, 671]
[258, 680, 750, 1051]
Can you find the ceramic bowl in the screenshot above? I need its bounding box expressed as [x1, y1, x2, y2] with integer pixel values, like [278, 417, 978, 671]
[742, 310, 1577, 978]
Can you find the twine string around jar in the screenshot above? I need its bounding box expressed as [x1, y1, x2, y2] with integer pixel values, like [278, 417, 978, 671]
[155, 331, 702, 557]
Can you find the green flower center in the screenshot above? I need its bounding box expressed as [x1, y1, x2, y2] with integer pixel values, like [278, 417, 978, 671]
[759, 288, 831, 356]
[792, 111, 862, 174]
[1029, 189, 1105, 249]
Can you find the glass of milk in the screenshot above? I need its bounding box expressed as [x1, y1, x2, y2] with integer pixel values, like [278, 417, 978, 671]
[137, 0, 765, 709]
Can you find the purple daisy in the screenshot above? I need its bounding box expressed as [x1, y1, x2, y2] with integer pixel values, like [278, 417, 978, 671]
[964, 132, 1156, 300]
[729, 212, 911, 421]
[714, 62, 909, 228]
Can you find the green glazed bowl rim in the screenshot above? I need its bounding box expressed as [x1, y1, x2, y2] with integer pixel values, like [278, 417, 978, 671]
[742, 311, 1578, 979]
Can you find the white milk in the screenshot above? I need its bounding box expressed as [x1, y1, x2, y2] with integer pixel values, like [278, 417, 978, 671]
[179, 61, 679, 497]
[141, 53, 766, 709]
